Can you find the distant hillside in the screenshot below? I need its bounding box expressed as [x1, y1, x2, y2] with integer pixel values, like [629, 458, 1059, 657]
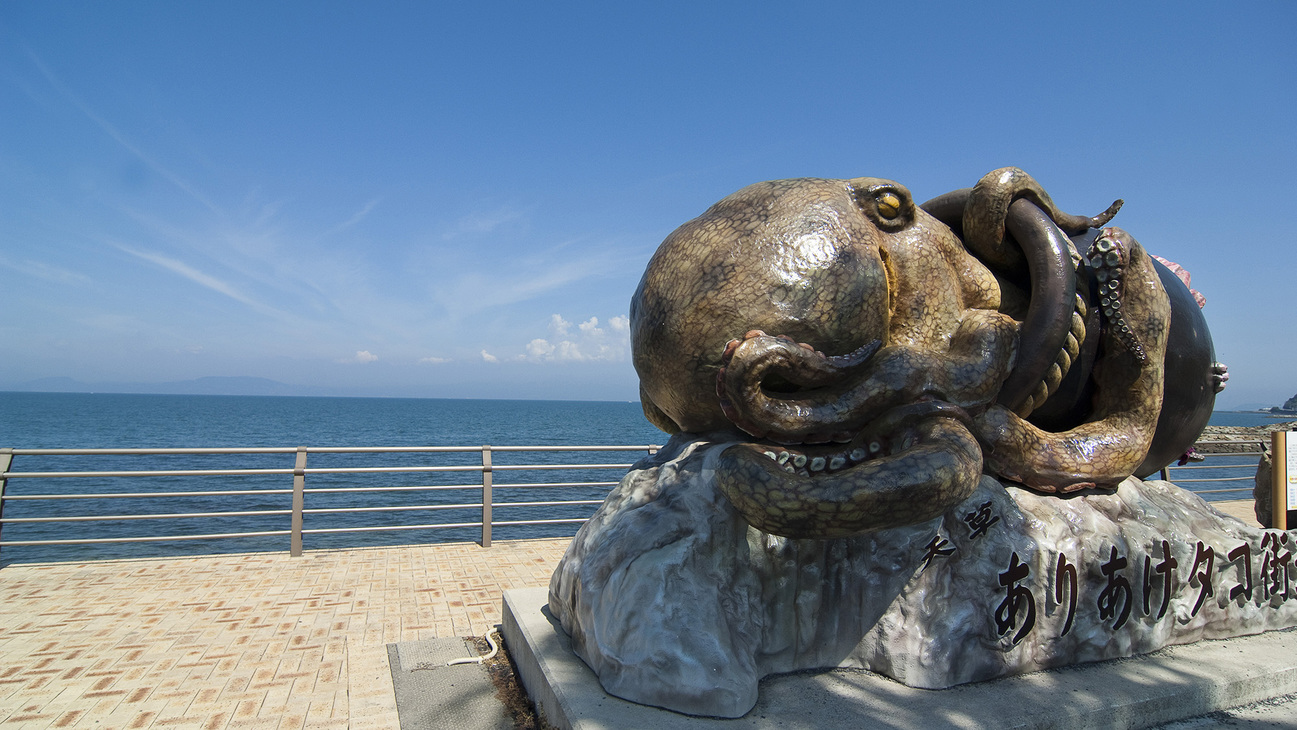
[1270, 393, 1297, 415]
[9, 376, 308, 397]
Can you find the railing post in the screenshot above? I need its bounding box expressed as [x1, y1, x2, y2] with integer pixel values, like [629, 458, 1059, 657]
[481, 445, 492, 547]
[291, 447, 307, 556]
[1274, 431, 1289, 531]
[1159, 466, 1170, 481]
[0, 448, 12, 557]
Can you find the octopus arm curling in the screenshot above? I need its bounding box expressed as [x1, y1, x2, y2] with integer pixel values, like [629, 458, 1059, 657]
[961, 167, 1123, 273]
[717, 408, 983, 539]
[717, 310, 1017, 445]
[924, 174, 1105, 417]
[974, 228, 1170, 492]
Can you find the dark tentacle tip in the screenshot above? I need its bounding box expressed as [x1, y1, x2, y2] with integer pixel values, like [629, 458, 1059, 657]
[826, 338, 883, 368]
[1089, 199, 1124, 228]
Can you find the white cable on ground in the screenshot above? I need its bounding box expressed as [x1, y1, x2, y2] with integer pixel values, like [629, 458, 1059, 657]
[446, 628, 500, 666]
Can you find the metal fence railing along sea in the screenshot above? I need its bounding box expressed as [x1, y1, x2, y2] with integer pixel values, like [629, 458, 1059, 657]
[0, 392, 665, 563]
[0, 392, 1285, 564]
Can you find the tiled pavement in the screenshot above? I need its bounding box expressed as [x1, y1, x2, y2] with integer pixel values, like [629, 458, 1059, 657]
[0, 501, 1263, 730]
[0, 538, 572, 730]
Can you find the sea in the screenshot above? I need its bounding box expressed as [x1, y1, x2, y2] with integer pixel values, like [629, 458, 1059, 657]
[0, 392, 1288, 564]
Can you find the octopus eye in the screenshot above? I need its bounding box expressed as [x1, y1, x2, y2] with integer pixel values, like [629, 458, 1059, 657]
[847, 177, 913, 230]
[876, 192, 902, 219]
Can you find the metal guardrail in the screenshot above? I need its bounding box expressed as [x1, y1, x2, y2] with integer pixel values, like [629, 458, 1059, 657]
[0, 438, 1268, 558]
[1158, 439, 1266, 495]
[0, 445, 659, 556]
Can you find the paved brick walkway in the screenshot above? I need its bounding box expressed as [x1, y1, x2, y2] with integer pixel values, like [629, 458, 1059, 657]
[0, 500, 1262, 730]
[0, 538, 572, 730]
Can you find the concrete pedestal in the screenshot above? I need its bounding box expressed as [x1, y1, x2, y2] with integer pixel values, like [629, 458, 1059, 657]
[503, 587, 1297, 729]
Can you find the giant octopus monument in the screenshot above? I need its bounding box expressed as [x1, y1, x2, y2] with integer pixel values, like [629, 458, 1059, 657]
[547, 168, 1288, 718]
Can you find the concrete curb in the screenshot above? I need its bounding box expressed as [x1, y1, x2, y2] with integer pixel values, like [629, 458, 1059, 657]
[503, 587, 1297, 729]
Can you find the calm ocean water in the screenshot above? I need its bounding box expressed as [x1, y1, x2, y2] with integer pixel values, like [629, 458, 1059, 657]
[0, 392, 1287, 563]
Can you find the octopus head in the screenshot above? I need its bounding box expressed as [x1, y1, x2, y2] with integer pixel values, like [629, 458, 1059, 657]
[632, 177, 983, 538]
[631, 177, 911, 433]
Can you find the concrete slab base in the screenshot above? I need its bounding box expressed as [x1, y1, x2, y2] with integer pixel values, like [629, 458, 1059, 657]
[503, 587, 1297, 729]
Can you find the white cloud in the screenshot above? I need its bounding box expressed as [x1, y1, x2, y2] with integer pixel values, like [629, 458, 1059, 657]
[515, 313, 631, 363]
[343, 350, 378, 363]
[481, 350, 499, 363]
[525, 339, 555, 359]
[549, 314, 571, 337]
[578, 317, 602, 337]
[418, 355, 452, 365]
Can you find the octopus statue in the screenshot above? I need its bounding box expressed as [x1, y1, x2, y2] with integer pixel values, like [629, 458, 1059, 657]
[631, 167, 1226, 539]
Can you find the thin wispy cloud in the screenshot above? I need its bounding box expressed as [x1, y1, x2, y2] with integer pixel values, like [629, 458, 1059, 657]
[440, 207, 529, 240]
[113, 243, 286, 319]
[25, 48, 224, 216]
[419, 356, 452, 365]
[340, 350, 378, 364]
[116, 206, 337, 311]
[324, 198, 382, 237]
[0, 255, 92, 286]
[435, 252, 623, 318]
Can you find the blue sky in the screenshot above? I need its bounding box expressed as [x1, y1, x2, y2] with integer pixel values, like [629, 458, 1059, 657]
[1, 2, 1293, 407]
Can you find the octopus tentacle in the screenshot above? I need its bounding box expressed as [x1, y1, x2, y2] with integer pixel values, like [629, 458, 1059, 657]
[994, 200, 1082, 413]
[923, 187, 1090, 415]
[1088, 228, 1146, 362]
[974, 228, 1169, 493]
[1014, 278, 1089, 418]
[717, 406, 982, 538]
[962, 167, 1123, 273]
[716, 310, 1016, 445]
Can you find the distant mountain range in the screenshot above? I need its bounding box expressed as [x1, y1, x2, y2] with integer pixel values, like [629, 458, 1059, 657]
[7, 376, 316, 397]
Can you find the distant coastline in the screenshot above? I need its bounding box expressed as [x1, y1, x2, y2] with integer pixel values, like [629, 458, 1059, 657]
[0, 377, 635, 402]
[7, 376, 311, 397]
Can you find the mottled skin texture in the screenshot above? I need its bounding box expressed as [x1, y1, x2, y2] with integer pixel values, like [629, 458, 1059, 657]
[631, 169, 1175, 538]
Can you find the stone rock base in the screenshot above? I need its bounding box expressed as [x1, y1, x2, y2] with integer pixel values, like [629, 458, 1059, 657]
[548, 435, 1297, 718]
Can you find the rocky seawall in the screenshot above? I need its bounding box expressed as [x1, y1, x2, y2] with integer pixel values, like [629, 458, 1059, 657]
[1196, 419, 1295, 453]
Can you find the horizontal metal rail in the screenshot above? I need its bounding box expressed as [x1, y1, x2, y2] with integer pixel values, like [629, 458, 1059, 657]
[4, 463, 634, 479]
[304, 502, 484, 515]
[2, 509, 291, 523]
[7, 445, 656, 455]
[1, 530, 292, 546]
[1195, 487, 1253, 494]
[0, 444, 660, 555]
[1160, 446, 1263, 492]
[1171, 462, 1263, 471]
[2, 489, 295, 500]
[301, 522, 483, 535]
[0, 438, 1270, 558]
